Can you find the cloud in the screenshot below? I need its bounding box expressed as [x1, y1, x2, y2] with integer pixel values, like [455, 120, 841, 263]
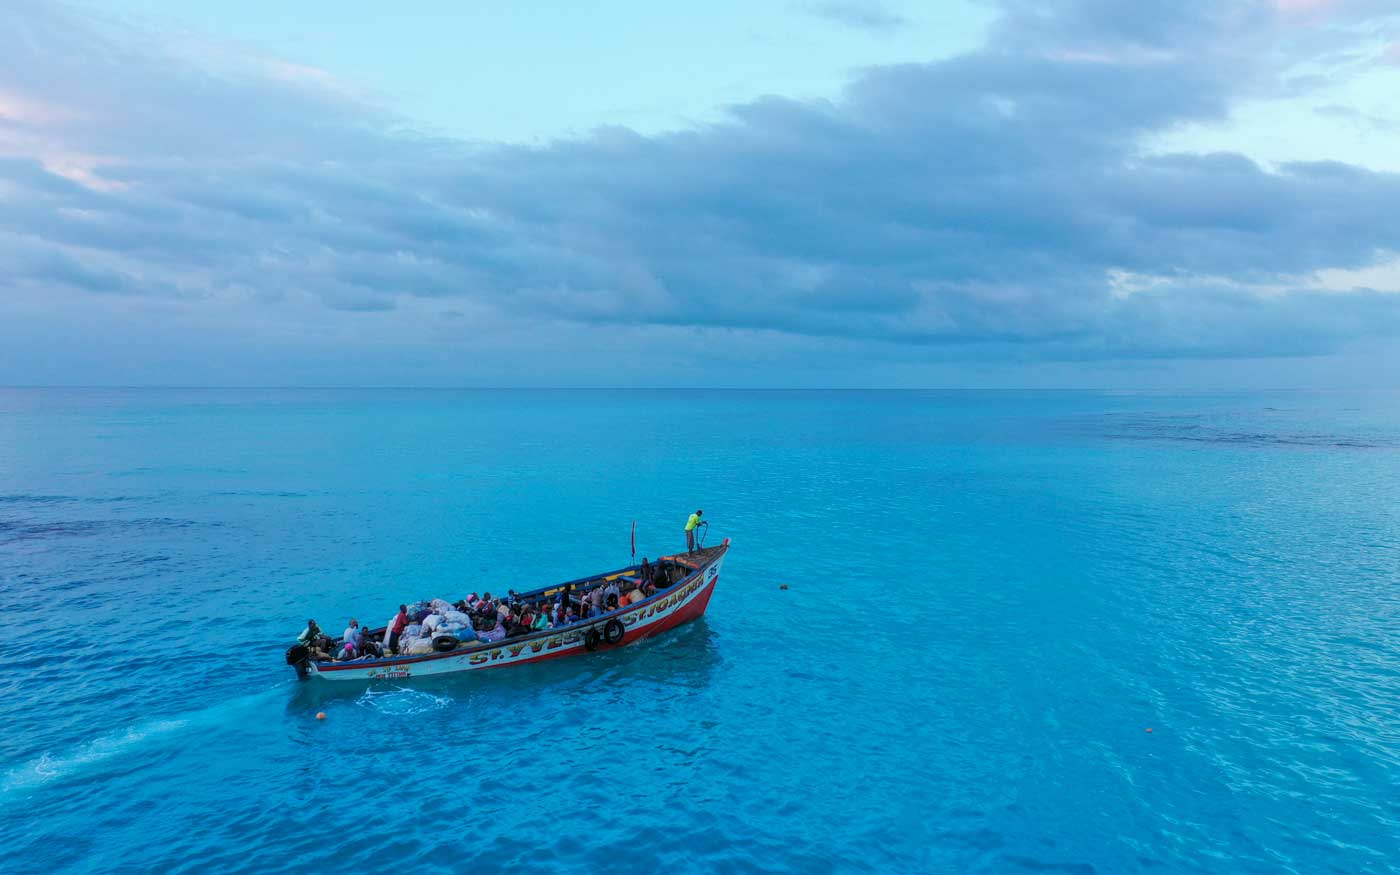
[1274, 0, 1338, 16]
[1314, 102, 1397, 131]
[801, 1, 910, 33]
[1, 0, 1399, 386]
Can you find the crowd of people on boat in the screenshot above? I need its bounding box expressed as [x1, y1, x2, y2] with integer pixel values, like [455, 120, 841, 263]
[295, 556, 684, 662]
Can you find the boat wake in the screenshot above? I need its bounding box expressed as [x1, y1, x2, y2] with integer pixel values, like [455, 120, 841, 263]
[0, 688, 280, 800]
[355, 685, 452, 716]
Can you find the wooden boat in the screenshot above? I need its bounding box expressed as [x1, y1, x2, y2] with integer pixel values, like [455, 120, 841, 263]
[285, 540, 729, 682]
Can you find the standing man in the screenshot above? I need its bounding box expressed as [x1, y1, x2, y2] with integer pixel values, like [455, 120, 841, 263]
[685, 509, 703, 553]
[385, 604, 409, 654]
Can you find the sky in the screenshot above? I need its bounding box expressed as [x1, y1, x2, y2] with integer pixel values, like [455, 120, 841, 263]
[2, 0, 1399, 388]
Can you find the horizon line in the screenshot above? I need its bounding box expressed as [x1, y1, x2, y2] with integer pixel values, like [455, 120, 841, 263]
[2, 385, 1395, 393]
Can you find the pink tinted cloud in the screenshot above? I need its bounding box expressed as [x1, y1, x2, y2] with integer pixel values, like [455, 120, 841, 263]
[0, 88, 81, 126]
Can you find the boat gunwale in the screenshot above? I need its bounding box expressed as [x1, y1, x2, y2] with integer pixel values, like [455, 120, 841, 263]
[311, 544, 726, 673]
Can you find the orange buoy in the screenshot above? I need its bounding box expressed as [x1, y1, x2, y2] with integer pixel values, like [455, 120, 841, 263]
[316, 711, 326, 720]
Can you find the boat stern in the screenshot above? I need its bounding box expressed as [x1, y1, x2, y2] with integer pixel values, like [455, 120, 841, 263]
[285, 643, 312, 680]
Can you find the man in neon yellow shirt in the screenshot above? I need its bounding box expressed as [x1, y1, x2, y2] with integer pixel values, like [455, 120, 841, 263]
[685, 509, 704, 552]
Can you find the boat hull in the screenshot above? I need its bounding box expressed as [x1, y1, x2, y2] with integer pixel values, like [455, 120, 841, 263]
[306, 548, 725, 682]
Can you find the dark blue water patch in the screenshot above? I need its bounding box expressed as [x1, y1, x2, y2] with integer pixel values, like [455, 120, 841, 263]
[1104, 429, 1390, 449]
[1068, 409, 1399, 450]
[1000, 855, 1097, 874]
[0, 516, 203, 544]
[0, 494, 140, 505]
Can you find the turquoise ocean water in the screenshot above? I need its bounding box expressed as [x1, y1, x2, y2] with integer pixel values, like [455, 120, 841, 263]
[1, 388, 1397, 874]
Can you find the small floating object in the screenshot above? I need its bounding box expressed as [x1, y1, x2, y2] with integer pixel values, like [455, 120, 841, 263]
[316, 712, 326, 720]
[780, 584, 788, 590]
[1145, 727, 1153, 733]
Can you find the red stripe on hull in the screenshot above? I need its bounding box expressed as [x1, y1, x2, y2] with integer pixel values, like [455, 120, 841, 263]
[469, 573, 718, 670]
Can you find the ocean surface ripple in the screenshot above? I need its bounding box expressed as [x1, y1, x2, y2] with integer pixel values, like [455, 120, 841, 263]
[0, 389, 1396, 874]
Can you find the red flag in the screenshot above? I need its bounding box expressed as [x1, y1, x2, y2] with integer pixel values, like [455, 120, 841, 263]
[630, 519, 636, 558]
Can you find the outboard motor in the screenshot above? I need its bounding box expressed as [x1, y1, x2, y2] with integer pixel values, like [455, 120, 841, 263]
[285, 643, 310, 680]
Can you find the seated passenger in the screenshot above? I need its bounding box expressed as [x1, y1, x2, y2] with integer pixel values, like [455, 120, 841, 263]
[624, 586, 645, 605]
[532, 609, 551, 631]
[339, 618, 363, 660]
[479, 616, 507, 643]
[639, 557, 652, 584]
[499, 606, 524, 637]
[297, 619, 332, 660]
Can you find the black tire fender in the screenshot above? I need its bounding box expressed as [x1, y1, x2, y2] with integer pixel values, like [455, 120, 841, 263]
[432, 635, 460, 652]
[584, 628, 601, 651]
[603, 618, 625, 646]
